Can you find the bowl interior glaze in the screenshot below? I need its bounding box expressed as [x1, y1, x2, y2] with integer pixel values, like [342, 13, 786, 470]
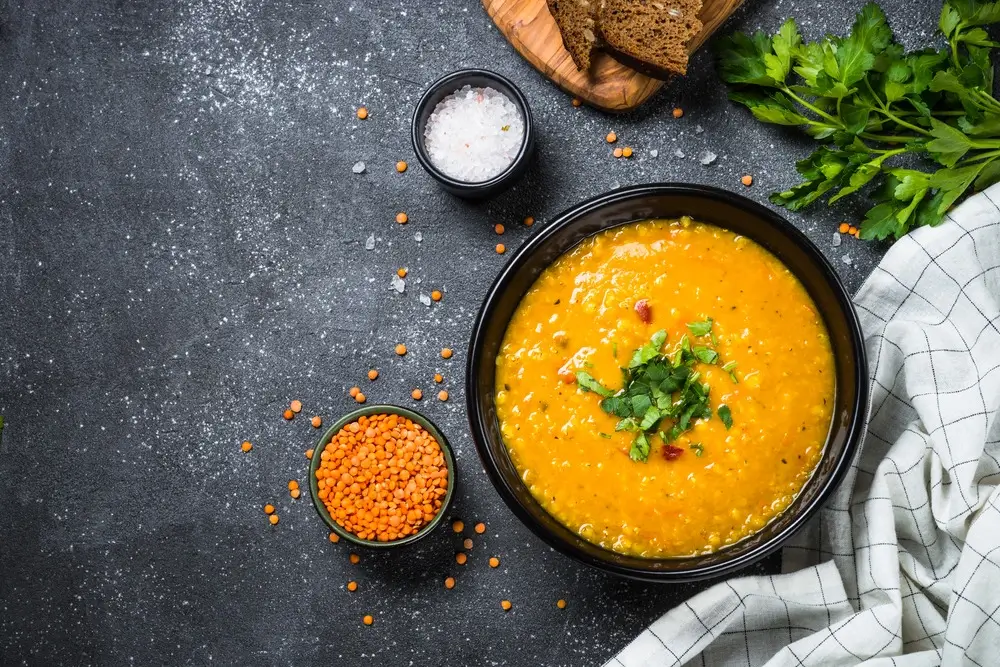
[465, 184, 868, 582]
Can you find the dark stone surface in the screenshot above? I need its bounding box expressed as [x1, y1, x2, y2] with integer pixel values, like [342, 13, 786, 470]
[0, 0, 935, 664]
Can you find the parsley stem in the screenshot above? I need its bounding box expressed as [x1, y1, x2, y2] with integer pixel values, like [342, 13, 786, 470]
[959, 149, 1000, 164]
[782, 87, 842, 127]
[860, 132, 920, 143]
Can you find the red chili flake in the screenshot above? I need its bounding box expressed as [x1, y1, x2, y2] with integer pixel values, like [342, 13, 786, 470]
[663, 445, 684, 460]
[634, 299, 652, 323]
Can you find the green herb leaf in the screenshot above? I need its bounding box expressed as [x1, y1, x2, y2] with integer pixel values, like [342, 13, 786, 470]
[692, 346, 720, 364]
[686, 318, 714, 337]
[722, 360, 739, 383]
[599, 432, 612, 439]
[599, 395, 631, 418]
[764, 18, 803, 83]
[690, 442, 705, 457]
[575, 371, 613, 397]
[629, 433, 652, 462]
[628, 329, 667, 368]
[718, 405, 734, 429]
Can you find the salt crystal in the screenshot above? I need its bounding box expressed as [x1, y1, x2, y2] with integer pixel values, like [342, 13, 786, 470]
[391, 275, 405, 293]
[841, 254, 852, 264]
[424, 86, 524, 183]
[674, 149, 685, 158]
[699, 151, 717, 165]
[832, 232, 842, 248]
[695, 125, 704, 134]
[414, 231, 423, 243]
[364, 233, 375, 250]
[649, 149, 659, 158]
[419, 293, 432, 306]
[352, 161, 366, 174]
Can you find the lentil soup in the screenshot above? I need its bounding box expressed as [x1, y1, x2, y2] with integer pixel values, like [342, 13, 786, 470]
[494, 218, 835, 558]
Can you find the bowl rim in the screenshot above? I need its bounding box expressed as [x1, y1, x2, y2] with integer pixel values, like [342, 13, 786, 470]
[465, 182, 869, 581]
[410, 68, 534, 192]
[308, 404, 456, 549]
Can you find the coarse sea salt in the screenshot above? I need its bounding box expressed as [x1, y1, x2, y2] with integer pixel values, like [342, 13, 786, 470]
[424, 85, 524, 183]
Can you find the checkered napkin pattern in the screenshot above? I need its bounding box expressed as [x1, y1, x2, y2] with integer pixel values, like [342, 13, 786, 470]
[603, 184, 1000, 667]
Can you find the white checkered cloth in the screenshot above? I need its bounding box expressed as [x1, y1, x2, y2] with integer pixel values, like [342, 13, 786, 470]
[604, 184, 1000, 667]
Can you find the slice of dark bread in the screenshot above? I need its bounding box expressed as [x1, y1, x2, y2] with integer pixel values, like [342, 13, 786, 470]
[546, 0, 601, 73]
[598, 0, 703, 79]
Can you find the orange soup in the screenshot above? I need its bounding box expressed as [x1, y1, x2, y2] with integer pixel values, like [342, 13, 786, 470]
[495, 218, 835, 557]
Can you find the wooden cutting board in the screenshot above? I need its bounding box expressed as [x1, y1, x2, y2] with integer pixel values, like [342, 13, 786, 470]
[483, 0, 745, 111]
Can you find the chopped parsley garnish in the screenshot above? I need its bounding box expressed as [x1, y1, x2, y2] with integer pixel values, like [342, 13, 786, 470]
[722, 360, 739, 383]
[718, 405, 734, 429]
[690, 442, 705, 457]
[574, 323, 735, 463]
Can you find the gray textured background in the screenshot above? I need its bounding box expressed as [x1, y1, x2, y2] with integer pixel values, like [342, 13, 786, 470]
[0, 0, 937, 665]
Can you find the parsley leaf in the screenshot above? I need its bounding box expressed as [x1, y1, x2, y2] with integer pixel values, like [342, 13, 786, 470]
[686, 318, 714, 337]
[575, 371, 613, 397]
[629, 433, 651, 462]
[690, 442, 705, 457]
[718, 405, 734, 429]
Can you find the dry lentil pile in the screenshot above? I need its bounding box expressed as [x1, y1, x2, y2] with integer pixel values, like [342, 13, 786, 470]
[316, 413, 449, 542]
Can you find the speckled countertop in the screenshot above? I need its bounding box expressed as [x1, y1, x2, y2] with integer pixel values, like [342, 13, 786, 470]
[0, 0, 939, 664]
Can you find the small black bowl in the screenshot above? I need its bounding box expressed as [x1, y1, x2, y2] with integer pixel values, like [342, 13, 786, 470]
[466, 183, 869, 582]
[411, 69, 535, 199]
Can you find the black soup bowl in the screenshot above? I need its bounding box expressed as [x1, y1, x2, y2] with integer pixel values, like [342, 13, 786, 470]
[466, 183, 868, 582]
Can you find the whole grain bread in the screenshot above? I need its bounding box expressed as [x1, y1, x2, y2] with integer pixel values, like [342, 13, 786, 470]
[598, 0, 703, 78]
[546, 0, 601, 73]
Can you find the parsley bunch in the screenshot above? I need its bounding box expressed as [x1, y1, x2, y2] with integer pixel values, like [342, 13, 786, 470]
[575, 320, 734, 463]
[717, 0, 1000, 240]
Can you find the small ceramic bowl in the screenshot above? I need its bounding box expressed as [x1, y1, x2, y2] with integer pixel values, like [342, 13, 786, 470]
[308, 404, 456, 548]
[411, 69, 535, 199]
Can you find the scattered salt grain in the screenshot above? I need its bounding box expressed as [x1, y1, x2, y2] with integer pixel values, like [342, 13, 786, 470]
[365, 233, 376, 250]
[419, 293, 432, 306]
[695, 125, 704, 134]
[414, 231, 423, 243]
[832, 232, 842, 248]
[391, 275, 405, 293]
[352, 161, 366, 174]
[674, 149, 685, 159]
[841, 254, 852, 264]
[649, 149, 659, 158]
[699, 151, 717, 165]
[423, 86, 524, 183]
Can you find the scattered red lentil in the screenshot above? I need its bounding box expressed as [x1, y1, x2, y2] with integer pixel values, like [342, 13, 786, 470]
[613, 147, 623, 158]
[445, 576, 456, 589]
[849, 225, 858, 235]
[269, 514, 279, 525]
[431, 290, 442, 302]
[557, 599, 567, 609]
[474, 522, 486, 534]
[501, 600, 512, 611]
[264, 504, 275, 515]
[290, 400, 303, 414]
[347, 581, 358, 592]
[396, 161, 407, 173]
[489, 557, 500, 568]
[672, 107, 684, 118]
[438, 390, 449, 402]
[357, 107, 368, 120]
[241, 441, 253, 453]
[463, 538, 473, 549]
[363, 615, 374, 626]
[350, 553, 361, 564]
[622, 146, 633, 158]
[411, 389, 423, 400]
[496, 243, 506, 254]
[606, 131, 617, 143]
[311, 416, 322, 428]
[741, 174, 753, 186]
[396, 212, 408, 224]
[494, 223, 505, 235]
[368, 369, 379, 381]
[456, 552, 468, 565]
[290, 489, 301, 499]
[355, 392, 367, 404]
[283, 409, 294, 420]
[397, 267, 407, 278]
[395, 344, 407, 356]
[328, 532, 340, 543]
[571, 98, 582, 107]
[523, 216, 534, 226]
[316, 413, 449, 542]
[452, 520, 464, 533]
[350, 387, 360, 398]
[306, 449, 314, 460]
[839, 222, 850, 233]
[434, 373, 443, 383]
[441, 348, 453, 359]
[288, 480, 299, 491]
